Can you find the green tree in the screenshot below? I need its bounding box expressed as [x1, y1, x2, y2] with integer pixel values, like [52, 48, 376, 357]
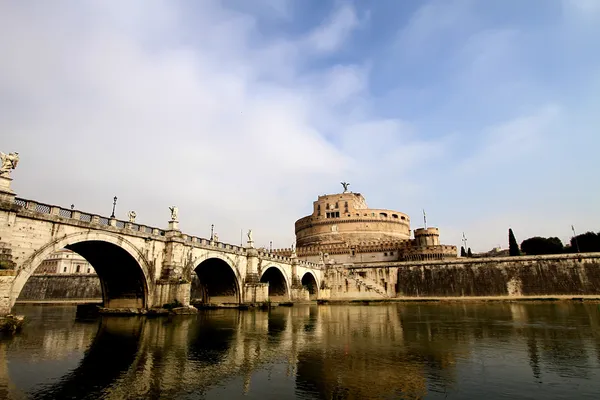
[467, 248, 473, 257]
[509, 228, 520, 256]
[570, 231, 600, 253]
[460, 246, 467, 257]
[521, 236, 564, 255]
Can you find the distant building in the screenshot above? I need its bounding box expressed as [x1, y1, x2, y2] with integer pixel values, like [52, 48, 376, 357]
[35, 249, 96, 274]
[473, 247, 510, 258]
[273, 189, 457, 264]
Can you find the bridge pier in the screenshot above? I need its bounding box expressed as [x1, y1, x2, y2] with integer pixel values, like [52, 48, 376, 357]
[0, 273, 16, 316]
[243, 247, 269, 304]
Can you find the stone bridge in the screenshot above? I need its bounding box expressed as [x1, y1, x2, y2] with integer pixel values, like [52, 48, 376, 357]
[0, 178, 323, 315]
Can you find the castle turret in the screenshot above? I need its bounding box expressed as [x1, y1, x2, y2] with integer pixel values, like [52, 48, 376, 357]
[413, 227, 440, 247]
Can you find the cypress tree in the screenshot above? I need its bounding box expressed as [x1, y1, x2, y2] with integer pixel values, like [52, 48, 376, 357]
[509, 228, 520, 256]
[460, 246, 467, 257]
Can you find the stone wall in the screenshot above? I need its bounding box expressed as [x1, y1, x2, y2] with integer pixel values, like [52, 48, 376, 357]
[327, 253, 600, 300]
[16, 274, 102, 302]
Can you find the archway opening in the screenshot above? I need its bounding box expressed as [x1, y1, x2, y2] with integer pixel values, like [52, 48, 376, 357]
[301, 273, 318, 300]
[260, 267, 288, 302]
[192, 258, 239, 305]
[16, 241, 147, 309]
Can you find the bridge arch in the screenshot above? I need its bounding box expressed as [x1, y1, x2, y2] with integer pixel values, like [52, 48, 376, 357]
[260, 265, 291, 302]
[300, 271, 319, 300]
[11, 231, 152, 309]
[192, 255, 241, 305]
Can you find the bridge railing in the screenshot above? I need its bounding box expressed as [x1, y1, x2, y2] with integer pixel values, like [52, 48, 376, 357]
[14, 197, 167, 237]
[13, 197, 322, 269]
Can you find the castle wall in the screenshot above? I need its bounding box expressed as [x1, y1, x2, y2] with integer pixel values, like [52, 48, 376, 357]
[324, 253, 600, 300]
[16, 274, 102, 302]
[295, 192, 411, 247]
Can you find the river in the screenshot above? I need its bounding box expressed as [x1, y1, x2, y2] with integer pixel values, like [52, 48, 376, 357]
[1, 302, 599, 399]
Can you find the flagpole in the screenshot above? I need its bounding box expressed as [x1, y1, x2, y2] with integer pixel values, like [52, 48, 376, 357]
[572, 225, 580, 253]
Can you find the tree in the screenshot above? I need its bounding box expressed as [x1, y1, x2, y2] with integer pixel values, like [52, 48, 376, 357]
[571, 231, 600, 253]
[509, 228, 520, 256]
[460, 246, 467, 257]
[521, 236, 564, 255]
[467, 248, 473, 257]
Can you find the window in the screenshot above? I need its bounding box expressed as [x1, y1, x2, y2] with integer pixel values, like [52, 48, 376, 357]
[401, 216, 406, 220]
[87, 268, 91, 273]
[392, 214, 398, 219]
[63, 267, 67, 272]
[380, 213, 388, 217]
[384, 252, 388, 256]
[76, 265, 81, 273]
[317, 204, 321, 216]
[326, 203, 330, 210]
[335, 202, 339, 208]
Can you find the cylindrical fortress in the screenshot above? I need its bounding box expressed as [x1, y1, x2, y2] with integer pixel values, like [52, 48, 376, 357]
[295, 192, 411, 247]
[413, 227, 440, 247]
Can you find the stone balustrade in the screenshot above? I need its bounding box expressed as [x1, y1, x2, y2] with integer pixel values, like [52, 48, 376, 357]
[12, 197, 322, 269]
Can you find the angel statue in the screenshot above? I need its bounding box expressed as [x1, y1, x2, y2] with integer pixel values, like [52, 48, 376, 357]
[340, 181, 350, 193]
[128, 211, 137, 223]
[169, 206, 178, 221]
[247, 229, 253, 242]
[0, 152, 19, 177]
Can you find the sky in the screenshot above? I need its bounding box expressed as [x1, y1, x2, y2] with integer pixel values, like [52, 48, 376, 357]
[1, 0, 599, 252]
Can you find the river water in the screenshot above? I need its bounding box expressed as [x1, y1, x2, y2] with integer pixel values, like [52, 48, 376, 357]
[1, 302, 600, 399]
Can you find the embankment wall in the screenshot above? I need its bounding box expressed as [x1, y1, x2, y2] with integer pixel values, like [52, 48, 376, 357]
[327, 253, 600, 300]
[17, 274, 102, 302]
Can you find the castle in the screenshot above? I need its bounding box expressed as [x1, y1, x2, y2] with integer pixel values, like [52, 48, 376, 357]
[273, 185, 457, 264]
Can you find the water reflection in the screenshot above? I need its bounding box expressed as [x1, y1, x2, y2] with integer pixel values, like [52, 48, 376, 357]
[0, 302, 599, 399]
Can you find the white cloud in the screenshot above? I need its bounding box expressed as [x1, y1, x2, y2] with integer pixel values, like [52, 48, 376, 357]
[456, 105, 562, 177]
[305, 4, 361, 53]
[0, 1, 426, 249]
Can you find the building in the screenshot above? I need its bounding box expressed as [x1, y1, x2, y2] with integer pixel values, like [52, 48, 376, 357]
[274, 187, 457, 264]
[35, 249, 96, 274]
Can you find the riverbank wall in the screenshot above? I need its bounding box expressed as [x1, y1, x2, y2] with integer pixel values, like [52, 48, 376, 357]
[13, 253, 600, 304]
[324, 253, 600, 300]
[16, 274, 102, 303]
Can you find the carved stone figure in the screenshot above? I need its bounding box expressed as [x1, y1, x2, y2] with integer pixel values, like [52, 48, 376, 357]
[213, 233, 219, 242]
[0, 152, 19, 176]
[128, 211, 137, 223]
[169, 206, 178, 221]
[340, 181, 350, 193]
[247, 229, 253, 242]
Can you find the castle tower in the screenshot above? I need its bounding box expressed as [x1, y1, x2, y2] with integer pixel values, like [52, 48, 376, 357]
[294, 191, 411, 247]
[413, 227, 440, 247]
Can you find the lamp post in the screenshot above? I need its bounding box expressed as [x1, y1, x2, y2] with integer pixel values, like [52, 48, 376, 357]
[111, 196, 117, 218]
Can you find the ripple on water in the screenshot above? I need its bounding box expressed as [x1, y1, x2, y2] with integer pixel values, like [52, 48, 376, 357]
[1, 303, 600, 399]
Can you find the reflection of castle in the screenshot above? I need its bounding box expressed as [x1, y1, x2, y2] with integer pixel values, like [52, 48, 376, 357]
[36, 249, 96, 275]
[274, 188, 457, 263]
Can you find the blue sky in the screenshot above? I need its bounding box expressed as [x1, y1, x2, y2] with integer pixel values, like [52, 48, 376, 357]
[1, 0, 599, 252]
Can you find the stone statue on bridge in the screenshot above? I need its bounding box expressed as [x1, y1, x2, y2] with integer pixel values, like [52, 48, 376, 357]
[247, 229, 253, 242]
[128, 211, 137, 223]
[169, 206, 178, 222]
[0, 152, 19, 177]
[340, 181, 350, 193]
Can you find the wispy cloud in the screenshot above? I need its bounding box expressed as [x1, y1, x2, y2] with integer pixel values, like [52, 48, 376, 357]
[1, 0, 598, 252]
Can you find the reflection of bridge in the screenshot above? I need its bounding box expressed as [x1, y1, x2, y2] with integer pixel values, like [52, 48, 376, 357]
[0, 174, 323, 315]
[4, 302, 600, 398]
